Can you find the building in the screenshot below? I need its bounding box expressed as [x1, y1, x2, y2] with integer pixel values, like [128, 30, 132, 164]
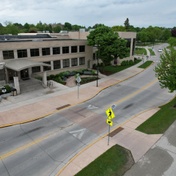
[0, 30, 136, 94]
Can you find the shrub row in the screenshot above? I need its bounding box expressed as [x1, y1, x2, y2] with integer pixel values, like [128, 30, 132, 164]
[47, 69, 96, 85]
[121, 58, 141, 66]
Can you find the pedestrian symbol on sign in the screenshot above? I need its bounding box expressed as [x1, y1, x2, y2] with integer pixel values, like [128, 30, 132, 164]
[105, 107, 115, 119]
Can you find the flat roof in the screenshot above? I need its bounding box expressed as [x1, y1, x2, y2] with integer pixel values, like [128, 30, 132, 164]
[5, 59, 51, 71]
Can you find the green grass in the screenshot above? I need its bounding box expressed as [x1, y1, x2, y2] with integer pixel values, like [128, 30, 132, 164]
[135, 47, 147, 55]
[148, 48, 155, 56]
[99, 65, 130, 75]
[138, 61, 153, 69]
[75, 145, 134, 176]
[136, 97, 176, 134]
[99, 60, 141, 76]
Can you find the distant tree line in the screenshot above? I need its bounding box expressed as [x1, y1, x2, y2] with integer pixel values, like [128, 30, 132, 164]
[0, 18, 176, 46]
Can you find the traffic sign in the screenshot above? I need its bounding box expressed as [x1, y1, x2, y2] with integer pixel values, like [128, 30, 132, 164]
[76, 73, 81, 83]
[106, 118, 113, 126]
[105, 107, 115, 119]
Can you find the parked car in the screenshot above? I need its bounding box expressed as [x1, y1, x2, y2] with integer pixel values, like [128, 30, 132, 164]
[158, 49, 162, 52]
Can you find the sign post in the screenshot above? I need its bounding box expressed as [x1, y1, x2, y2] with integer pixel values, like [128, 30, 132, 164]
[105, 107, 115, 145]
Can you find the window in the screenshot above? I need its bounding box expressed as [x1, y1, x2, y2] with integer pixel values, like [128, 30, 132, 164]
[43, 62, 51, 71]
[79, 57, 85, 65]
[3, 50, 14, 59]
[42, 48, 50, 56]
[71, 58, 78, 66]
[79, 45, 85, 52]
[62, 46, 69, 54]
[32, 66, 40, 73]
[71, 46, 77, 53]
[54, 60, 61, 69]
[63, 59, 70, 68]
[17, 49, 27, 58]
[53, 47, 60, 55]
[30, 48, 39, 57]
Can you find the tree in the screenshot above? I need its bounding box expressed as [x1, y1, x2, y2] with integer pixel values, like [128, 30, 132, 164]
[63, 22, 72, 31]
[168, 37, 176, 47]
[155, 48, 176, 92]
[87, 25, 129, 65]
[124, 18, 130, 31]
[171, 27, 176, 37]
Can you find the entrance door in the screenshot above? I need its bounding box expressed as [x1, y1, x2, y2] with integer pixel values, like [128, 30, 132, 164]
[21, 69, 29, 80]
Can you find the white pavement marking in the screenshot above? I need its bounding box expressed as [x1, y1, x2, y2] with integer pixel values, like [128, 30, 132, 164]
[69, 128, 86, 140]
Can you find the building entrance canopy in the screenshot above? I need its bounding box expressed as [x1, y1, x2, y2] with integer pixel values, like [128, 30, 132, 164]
[5, 59, 51, 71]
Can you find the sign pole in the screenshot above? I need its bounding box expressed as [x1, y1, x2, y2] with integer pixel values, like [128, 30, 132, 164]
[108, 125, 110, 145]
[77, 83, 79, 99]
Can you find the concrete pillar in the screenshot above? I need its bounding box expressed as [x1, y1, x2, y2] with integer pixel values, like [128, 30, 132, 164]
[50, 47, 53, 55]
[0, 51, 3, 59]
[40, 66, 43, 72]
[60, 60, 63, 69]
[17, 71, 21, 80]
[51, 61, 54, 70]
[27, 49, 31, 58]
[39, 48, 42, 56]
[42, 71, 47, 87]
[130, 38, 133, 57]
[69, 58, 72, 67]
[13, 76, 20, 94]
[14, 50, 18, 59]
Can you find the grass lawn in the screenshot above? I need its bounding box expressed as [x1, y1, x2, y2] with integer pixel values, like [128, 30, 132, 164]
[75, 145, 134, 176]
[99, 65, 130, 75]
[138, 61, 153, 69]
[99, 60, 141, 75]
[136, 97, 176, 134]
[148, 48, 155, 56]
[135, 47, 147, 55]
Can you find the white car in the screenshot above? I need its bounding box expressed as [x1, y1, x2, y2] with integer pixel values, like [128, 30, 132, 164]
[158, 49, 162, 52]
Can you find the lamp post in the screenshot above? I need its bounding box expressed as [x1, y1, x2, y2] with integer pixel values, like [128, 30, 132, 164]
[96, 55, 99, 87]
[96, 46, 99, 87]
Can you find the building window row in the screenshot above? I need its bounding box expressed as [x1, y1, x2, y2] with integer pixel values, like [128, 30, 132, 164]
[32, 57, 85, 73]
[2, 45, 85, 60]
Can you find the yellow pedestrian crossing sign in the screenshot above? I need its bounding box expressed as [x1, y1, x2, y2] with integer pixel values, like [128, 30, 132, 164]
[106, 107, 115, 119]
[106, 119, 113, 126]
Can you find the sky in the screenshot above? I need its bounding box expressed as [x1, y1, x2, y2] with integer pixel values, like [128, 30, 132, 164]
[0, 0, 175, 28]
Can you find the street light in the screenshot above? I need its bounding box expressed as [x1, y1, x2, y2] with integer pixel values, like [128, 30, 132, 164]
[96, 46, 99, 87]
[96, 54, 99, 87]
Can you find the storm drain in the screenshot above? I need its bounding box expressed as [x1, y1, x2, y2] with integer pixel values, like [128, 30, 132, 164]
[56, 104, 71, 110]
[108, 127, 124, 137]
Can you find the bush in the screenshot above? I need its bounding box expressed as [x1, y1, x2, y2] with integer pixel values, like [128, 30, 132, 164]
[0, 85, 12, 95]
[121, 60, 128, 66]
[129, 60, 134, 65]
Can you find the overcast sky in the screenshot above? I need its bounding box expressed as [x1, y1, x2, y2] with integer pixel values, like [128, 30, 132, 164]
[0, 0, 175, 28]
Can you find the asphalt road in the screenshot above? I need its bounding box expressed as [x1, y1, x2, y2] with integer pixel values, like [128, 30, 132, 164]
[0, 45, 174, 176]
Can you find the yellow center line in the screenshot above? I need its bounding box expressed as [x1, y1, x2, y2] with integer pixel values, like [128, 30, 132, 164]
[107, 79, 158, 108]
[0, 132, 53, 160]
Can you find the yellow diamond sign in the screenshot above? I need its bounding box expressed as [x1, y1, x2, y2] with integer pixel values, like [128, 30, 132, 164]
[106, 118, 113, 126]
[106, 107, 115, 119]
